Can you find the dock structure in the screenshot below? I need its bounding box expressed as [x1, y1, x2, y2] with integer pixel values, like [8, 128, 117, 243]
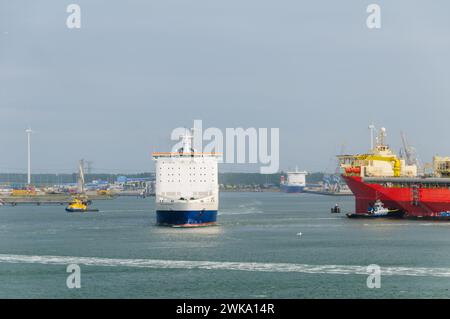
[0, 194, 116, 206]
[303, 188, 354, 196]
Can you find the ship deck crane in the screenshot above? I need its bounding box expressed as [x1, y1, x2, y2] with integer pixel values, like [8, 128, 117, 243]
[400, 132, 416, 166]
[400, 131, 423, 175]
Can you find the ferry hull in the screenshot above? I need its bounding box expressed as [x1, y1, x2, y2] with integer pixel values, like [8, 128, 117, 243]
[342, 175, 450, 220]
[280, 185, 305, 193]
[156, 210, 218, 227]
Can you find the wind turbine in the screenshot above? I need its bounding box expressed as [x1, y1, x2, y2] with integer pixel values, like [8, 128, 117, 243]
[25, 128, 33, 185]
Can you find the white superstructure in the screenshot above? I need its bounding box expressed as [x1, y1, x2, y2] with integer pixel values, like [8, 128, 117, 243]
[286, 168, 307, 187]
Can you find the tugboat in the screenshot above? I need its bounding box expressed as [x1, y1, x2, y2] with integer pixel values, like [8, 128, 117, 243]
[65, 196, 98, 213]
[65, 160, 99, 213]
[346, 200, 403, 219]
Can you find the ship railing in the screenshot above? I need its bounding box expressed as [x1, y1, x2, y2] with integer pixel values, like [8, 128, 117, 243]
[363, 176, 450, 187]
[152, 152, 222, 158]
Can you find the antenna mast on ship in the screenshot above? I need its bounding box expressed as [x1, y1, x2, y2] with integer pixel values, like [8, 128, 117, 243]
[179, 128, 194, 155]
[377, 127, 386, 146]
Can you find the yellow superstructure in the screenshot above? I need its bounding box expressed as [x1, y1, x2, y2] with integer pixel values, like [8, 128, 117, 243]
[338, 127, 417, 178]
[66, 198, 88, 212]
[353, 154, 402, 177]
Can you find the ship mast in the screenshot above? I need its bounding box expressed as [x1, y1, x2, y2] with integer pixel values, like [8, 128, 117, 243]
[179, 128, 195, 155]
[373, 127, 389, 153]
[377, 127, 386, 147]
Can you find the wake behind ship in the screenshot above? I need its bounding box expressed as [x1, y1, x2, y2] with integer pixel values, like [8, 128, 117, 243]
[152, 129, 219, 227]
[338, 127, 450, 220]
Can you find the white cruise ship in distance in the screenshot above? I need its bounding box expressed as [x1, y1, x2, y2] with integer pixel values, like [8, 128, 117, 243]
[280, 167, 307, 193]
[152, 128, 220, 227]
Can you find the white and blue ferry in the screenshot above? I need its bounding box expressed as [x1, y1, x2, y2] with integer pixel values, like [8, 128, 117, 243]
[280, 168, 307, 193]
[152, 129, 219, 227]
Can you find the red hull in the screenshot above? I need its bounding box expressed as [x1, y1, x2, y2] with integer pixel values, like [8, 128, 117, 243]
[342, 175, 450, 219]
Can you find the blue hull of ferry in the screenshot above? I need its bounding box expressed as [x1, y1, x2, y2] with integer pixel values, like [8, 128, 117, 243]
[280, 185, 305, 193]
[156, 210, 218, 227]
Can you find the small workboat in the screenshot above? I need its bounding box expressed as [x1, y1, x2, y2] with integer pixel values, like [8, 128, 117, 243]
[346, 200, 403, 219]
[65, 197, 99, 213]
[331, 204, 341, 214]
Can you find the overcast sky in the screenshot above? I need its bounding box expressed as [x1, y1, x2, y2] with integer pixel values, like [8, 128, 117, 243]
[1, 1, 450, 174]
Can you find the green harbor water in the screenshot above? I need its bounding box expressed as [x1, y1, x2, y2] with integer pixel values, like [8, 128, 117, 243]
[0, 192, 450, 298]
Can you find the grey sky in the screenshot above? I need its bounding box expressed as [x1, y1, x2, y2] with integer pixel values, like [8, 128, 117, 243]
[1, 1, 449, 174]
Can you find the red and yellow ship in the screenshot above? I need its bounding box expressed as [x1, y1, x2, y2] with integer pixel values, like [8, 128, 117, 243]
[338, 127, 450, 220]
